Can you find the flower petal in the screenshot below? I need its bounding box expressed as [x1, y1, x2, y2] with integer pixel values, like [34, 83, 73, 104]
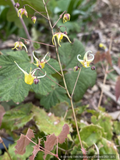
[83, 51, 92, 61]
[14, 61, 27, 75]
[62, 33, 71, 43]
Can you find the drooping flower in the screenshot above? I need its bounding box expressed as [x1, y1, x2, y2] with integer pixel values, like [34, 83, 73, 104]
[14, 61, 46, 85]
[52, 32, 71, 47]
[31, 16, 37, 24]
[99, 43, 108, 52]
[33, 52, 50, 69]
[77, 51, 94, 68]
[18, 8, 28, 18]
[12, 41, 28, 52]
[63, 13, 70, 23]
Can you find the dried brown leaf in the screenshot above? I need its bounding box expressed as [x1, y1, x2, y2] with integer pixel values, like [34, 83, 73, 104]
[94, 51, 106, 64]
[93, 51, 101, 64]
[105, 51, 112, 66]
[115, 76, 120, 101]
[15, 128, 34, 155]
[29, 139, 41, 160]
[0, 105, 5, 127]
[58, 124, 69, 144]
[43, 134, 57, 160]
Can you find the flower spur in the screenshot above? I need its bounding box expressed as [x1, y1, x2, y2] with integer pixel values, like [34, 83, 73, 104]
[14, 61, 46, 85]
[77, 51, 94, 68]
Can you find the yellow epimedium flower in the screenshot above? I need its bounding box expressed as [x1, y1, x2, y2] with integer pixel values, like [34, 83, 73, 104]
[12, 41, 28, 52]
[99, 43, 108, 52]
[18, 8, 28, 18]
[33, 52, 50, 69]
[63, 13, 70, 23]
[52, 32, 71, 47]
[77, 51, 94, 68]
[14, 61, 46, 85]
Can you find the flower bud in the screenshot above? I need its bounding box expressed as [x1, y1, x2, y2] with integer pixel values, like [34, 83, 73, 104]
[31, 16, 37, 24]
[63, 31, 67, 35]
[14, 2, 20, 8]
[91, 66, 96, 70]
[34, 78, 39, 84]
[74, 66, 80, 71]
[63, 13, 70, 23]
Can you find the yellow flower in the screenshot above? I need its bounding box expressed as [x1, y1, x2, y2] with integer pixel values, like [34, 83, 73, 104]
[77, 51, 94, 68]
[63, 13, 70, 23]
[99, 43, 108, 52]
[52, 32, 71, 47]
[14, 61, 46, 85]
[12, 41, 28, 52]
[18, 8, 28, 18]
[33, 52, 50, 69]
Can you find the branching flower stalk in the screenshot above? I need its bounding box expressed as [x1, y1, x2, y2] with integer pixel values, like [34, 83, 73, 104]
[42, 0, 83, 149]
[11, 0, 34, 63]
[97, 36, 113, 108]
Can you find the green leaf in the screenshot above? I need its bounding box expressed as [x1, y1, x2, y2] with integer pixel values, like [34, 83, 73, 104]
[98, 138, 119, 160]
[80, 124, 104, 146]
[58, 39, 96, 101]
[31, 106, 71, 136]
[0, 50, 57, 102]
[40, 87, 69, 109]
[1, 103, 34, 131]
[91, 113, 113, 140]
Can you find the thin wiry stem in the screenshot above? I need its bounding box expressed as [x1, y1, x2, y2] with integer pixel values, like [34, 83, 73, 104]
[71, 68, 82, 97]
[39, 69, 65, 90]
[1, 139, 12, 160]
[42, 0, 83, 149]
[25, 4, 48, 20]
[52, 11, 66, 29]
[20, 37, 55, 48]
[10, 0, 34, 62]
[46, 62, 62, 77]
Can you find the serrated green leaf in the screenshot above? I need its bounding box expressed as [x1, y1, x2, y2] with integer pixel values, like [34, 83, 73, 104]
[31, 106, 71, 136]
[91, 113, 113, 140]
[65, 68, 96, 101]
[80, 124, 104, 146]
[98, 138, 119, 160]
[1, 103, 34, 131]
[58, 39, 96, 101]
[0, 50, 57, 102]
[40, 87, 69, 109]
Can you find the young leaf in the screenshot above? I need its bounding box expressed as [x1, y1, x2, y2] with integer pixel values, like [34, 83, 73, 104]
[29, 139, 41, 160]
[43, 134, 57, 160]
[115, 76, 120, 101]
[0, 105, 5, 127]
[15, 128, 34, 155]
[58, 124, 69, 144]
